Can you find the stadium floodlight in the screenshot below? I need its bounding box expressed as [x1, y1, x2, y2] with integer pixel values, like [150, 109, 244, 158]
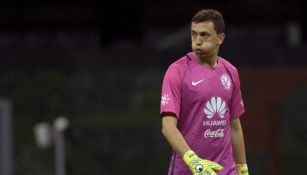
[53, 116, 69, 175]
[34, 122, 52, 149]
[53, 116, 69, 132]
[34, 116, 69, 175]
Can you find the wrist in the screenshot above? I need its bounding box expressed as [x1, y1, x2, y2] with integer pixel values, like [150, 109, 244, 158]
[183, 150, 198, 165]
[236, 164, 248, 175]
[236, 163, 247, 168]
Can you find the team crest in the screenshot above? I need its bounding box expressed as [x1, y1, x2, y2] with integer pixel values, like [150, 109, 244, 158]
[220, 74, 232, 90]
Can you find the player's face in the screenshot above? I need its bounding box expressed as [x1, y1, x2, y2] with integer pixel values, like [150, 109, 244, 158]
[191, 22, 225, 58]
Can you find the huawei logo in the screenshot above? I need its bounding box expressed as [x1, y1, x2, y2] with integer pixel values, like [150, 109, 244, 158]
[161, 94, 170, 106]
[204, 97, 227, 119]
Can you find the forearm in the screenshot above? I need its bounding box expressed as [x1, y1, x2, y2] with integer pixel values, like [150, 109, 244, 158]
[162, 116, 190, 156]
[230, 119, 247, 164]
[162, 116, 224, 174]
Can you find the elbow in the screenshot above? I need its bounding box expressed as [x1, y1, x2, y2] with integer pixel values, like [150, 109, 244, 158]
[161, 123, 167, 136]
[161, 115, 178, 137]
[161, 121, 172, 137]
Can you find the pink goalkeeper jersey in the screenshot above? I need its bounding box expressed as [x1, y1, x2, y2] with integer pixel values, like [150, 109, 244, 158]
[160, 52, 245, 175]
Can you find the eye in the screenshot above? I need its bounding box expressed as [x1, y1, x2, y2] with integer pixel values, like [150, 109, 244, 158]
[195, 164, 203, 173]
[200, 32, 210, 37]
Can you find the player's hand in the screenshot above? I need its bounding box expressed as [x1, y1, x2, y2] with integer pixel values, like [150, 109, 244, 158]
[236, 164, 249, 175]
[183, 150, 223, 175]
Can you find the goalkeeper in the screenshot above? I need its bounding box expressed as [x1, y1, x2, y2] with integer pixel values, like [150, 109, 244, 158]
[160, 9, 249, 175]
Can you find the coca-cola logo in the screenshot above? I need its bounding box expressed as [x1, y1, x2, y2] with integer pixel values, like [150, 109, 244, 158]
[204, 129, 224, 138]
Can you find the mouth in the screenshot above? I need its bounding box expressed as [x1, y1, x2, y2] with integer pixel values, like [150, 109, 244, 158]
[195, 48, 203, 53]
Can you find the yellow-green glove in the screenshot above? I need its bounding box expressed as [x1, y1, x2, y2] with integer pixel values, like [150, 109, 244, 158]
[183, 150, 223, 175]
[236, 164, 249, 175]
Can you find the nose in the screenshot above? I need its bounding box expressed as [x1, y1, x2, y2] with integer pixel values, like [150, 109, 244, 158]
[196, 35, 202, 45]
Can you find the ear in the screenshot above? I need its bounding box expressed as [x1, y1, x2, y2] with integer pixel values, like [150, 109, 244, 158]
[217, 33, 225, 45]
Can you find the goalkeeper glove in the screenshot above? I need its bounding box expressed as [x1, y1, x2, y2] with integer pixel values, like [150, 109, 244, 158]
[183, 150, 223, 175]
[236, 164, 249, 175]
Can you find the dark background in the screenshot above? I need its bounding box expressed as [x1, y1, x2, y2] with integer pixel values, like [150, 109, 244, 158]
[0, 0, 307, 174]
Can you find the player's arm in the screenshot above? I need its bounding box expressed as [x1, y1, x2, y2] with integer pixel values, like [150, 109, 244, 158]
[230, 118, 249, 175]
[161, 114, 190, 156]
[162, 114, 223, 175]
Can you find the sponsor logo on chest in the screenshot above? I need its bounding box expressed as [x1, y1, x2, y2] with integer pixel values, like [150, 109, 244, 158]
[204, 129, 224, 138]
[203, 97, 228, 138]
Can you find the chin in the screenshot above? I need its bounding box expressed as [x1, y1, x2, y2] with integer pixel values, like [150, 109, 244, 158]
[195, 51, 207, 56]
[197, 52, 213, 59]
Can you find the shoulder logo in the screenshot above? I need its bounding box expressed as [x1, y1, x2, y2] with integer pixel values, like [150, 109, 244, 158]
[204, 97, 227, 118]
[220, 74, 232, 90]
[161, 94, 170, 106]
[192, 79, 204, 86]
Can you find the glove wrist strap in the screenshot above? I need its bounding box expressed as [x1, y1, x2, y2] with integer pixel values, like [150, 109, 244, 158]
[183, 150, 197, 165]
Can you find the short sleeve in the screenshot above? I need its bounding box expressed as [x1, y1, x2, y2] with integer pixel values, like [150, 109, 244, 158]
[160, 65, 182, 119]
[230, 69, 245, 120]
